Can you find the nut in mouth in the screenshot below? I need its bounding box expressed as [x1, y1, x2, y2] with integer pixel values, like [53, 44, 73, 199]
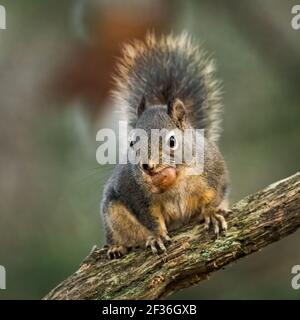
[140, 163, 177, 192]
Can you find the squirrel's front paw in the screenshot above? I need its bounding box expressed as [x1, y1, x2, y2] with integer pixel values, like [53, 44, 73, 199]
[203, 209, 228, 237]
[107, 245, 128, 259]
[146, 235, 169, 255]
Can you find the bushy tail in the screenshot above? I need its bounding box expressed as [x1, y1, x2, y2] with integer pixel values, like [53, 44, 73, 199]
[112, 32, 223, 142]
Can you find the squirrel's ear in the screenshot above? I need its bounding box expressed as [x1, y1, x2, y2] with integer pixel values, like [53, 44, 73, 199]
[137, 96, 146, 117]
[168, 98, 186, 128]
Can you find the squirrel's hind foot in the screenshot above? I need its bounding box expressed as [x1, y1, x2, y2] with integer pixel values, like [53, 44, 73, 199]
[202, 209, 228, 237]
[146, 235, 170, 255]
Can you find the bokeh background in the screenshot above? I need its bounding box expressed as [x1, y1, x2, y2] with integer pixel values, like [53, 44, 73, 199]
[0, 0, 299, 299]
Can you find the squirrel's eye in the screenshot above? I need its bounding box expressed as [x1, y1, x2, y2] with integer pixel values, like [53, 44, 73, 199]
[129, 135, 140, 147]
[169, 135, 177, 149]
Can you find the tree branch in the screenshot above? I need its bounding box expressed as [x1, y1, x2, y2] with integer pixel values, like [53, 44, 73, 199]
[44, 173, 300, 300]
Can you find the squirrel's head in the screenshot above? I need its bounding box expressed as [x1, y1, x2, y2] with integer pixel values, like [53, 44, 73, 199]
[130, 98, 194, 193]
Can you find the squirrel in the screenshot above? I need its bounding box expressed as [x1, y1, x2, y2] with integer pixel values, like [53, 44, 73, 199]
[101, 33, 230, 259]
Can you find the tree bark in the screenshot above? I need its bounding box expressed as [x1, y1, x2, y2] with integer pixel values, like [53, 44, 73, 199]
[44, 172, 300, 300]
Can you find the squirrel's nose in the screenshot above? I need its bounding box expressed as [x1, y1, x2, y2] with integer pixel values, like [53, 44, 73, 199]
[141, 161, 155, 172]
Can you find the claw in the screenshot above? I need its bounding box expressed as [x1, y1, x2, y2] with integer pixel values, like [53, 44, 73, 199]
[204, 216, 210, 230]
[218, 208, 232, 218]
[211, 216, 220, 237]
[215, 213, 228, 231]
[107, 245, 127, 259]
[146, 238, 158, 254]
[203, 209, 228, 237]
[146, 236, 167, 255]
[162, 234, 172, 243]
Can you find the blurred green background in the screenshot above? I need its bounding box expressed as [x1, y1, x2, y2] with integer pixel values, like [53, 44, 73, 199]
[0, 0, 299, 299]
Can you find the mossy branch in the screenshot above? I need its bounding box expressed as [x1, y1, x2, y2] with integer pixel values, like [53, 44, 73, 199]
[44, 173, 300, 300]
